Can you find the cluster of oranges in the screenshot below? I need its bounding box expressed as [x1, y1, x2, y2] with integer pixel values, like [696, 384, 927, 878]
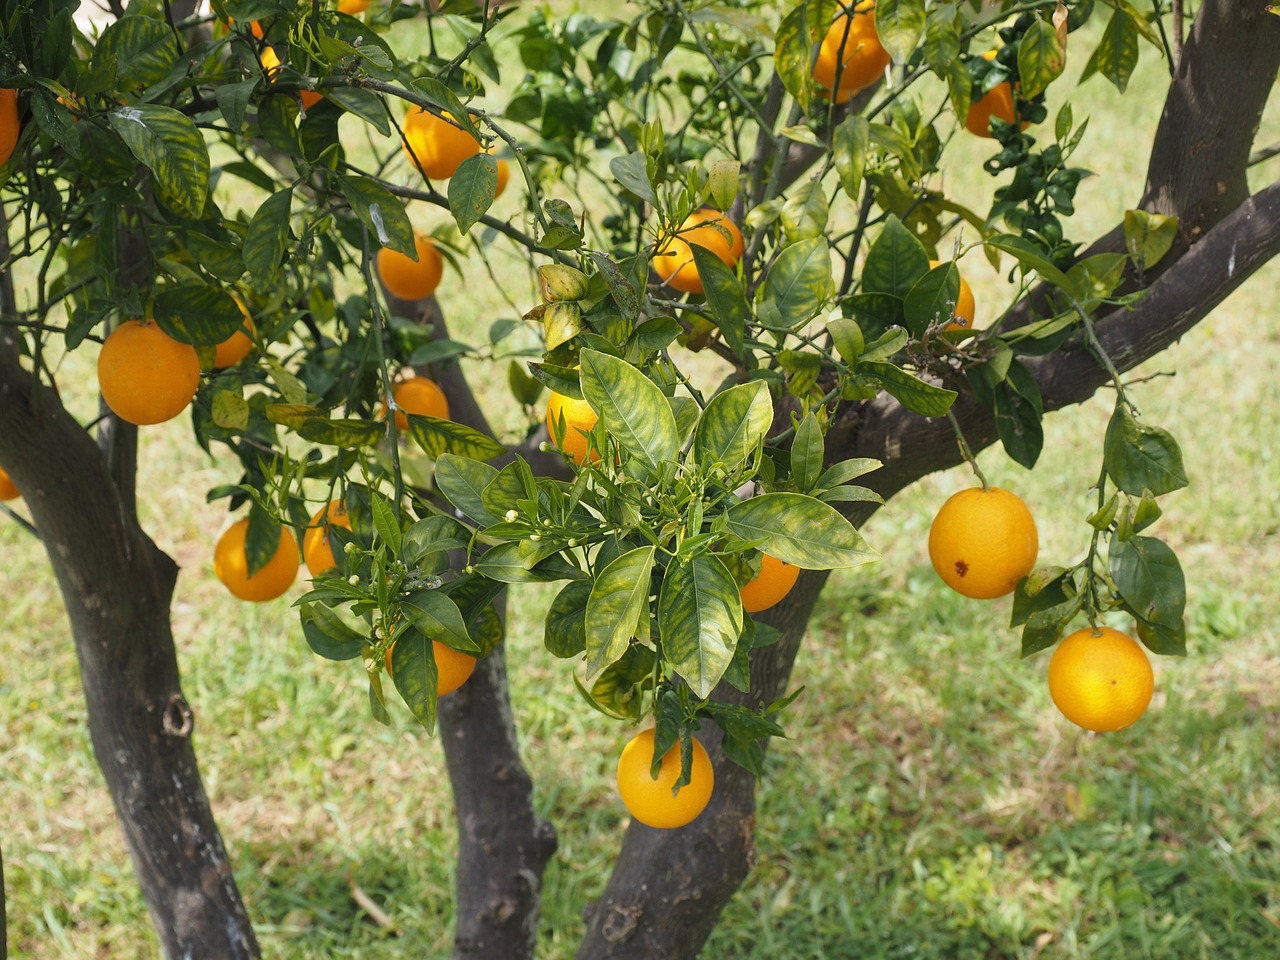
[928, 487, 1155, 733]
[811, 3, 1027, 138]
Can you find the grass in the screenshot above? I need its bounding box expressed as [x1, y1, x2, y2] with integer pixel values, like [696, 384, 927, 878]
[3, 7, 1280, 960]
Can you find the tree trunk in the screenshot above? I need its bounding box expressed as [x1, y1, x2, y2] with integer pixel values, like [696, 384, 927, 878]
[0, 345, 260, 958]
[401, 295, 560, 959]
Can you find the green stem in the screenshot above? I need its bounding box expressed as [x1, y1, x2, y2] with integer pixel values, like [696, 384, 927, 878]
[946, 409, 989, 491]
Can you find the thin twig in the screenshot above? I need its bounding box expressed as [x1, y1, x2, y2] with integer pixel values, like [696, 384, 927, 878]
[1, 503, 39, 539]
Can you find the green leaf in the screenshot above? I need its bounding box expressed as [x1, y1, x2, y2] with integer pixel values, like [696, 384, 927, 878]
[658, 555, 744, 698]
[433, 454, 499, 525]
[780, 181, 830, 241]
[335, 175, 415, 256]
[405, 414, 505, 461]
[1123, 209, 1179, 271]
[388, 626, 439, 733]
[108, 105, 210, 219]
[30, 88, 80, 158]
[541, 198, 585, 250]
[1136, 617, 1187, 657]
[774, 0, 835, 116]
[875, 0, 926, 64]
[1103, 404, 1188, 496]
[1017, 18, 1065, 99]
[1110, 535, 1186, 631]
[588, 252, 641, 323]
[448, 153, 498, 235]
[473, 541, 586, 583]
[790, 411, 824, 493]
[245, 502, 282, 578]
[325, 86, 392, 135]
[545, 581, 591, 658]
[725, 493, 878, 569]
[94, 15, 179, 89]
[402, 589, 477, 653]
[902, 262, 961, 336]
[816, 457, 881, 488]
[543, 301, 585, 351]
[832, 114, 870, 200]
[1093, 7, 1140, 93]
[579, 349, 679, 471]
[299, 602, 366, 661]
[828, 317, 864, 364]
[689, 246, 747, 355]
[693, 380, 773, 473]
[862, 215, 929, 299]
[922, 4, 960, 74]
[296, 418, 386, 448]
[410, 77, 482, 141]
[480, 460, 536, 518]
[609, 151, 656, 204]
[370, 490, 401, 558]
[243, 187, 293, 286]
[1020, 593, 1083, 657]
[985, 234, 1076, 293]
[153, 284, 246, 346]
[856, 359, 956, 417]
[760, 236, 833, 328]
[708, 159, 741, 212]
[211, 390, 249, 430]
[584, 546, 656, 680]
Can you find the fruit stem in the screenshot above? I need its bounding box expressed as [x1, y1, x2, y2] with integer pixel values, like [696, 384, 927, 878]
[946, 408, 989, 492]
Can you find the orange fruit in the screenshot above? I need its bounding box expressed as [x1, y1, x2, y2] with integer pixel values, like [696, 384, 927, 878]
[303, 499, 352, 576]
[928, 487, 1038, 599]
[928, 259, 976, 331]
[616, 728, 715, 829]
[495, 157, 510, 197]
[402, 105, 480, 180]
[261, 47, 322, 110]
[97, 319, 201, 425]
[337, 0, 369, 13]
[385, 639, 477, 697]
[965, 50, 1029, 138]
[740, 553, 800, 614]
[1048, 626, 1154, 732]
[385, 376, 450, 430]
[0, 88, 19, 167]
[545, 391, 599, 464]
[213, 518, 299, 602]
[213, 298, 256, 368]
[0, 467, 19, 501]
[653, 209, 745, 295]
[812, 2, 891, 104]
[376, 233, 444, 301]
[223, 17, 266, 38]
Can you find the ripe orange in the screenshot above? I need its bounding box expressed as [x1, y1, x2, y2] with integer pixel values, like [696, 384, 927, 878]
[213, 518, 299, 602]
[337, 0, 369, 13]
[0, 467, 19, 501]
[261, 47, 322, 110]
[303, 499, 352, 576]
[740, 553, 800, 614]
[812, 2, 891, 103]
[495, 157, 510, 197]
[653, 209, 745, 295]
[213, 298, 256, 368]
[1048, 626, 1154, 732]
[402, 105, 480, 180]
[616, 728, 715, 829]
[928, 487, 1038, 599]
[376, 233, 444, 301]
[928, 259, 976, 331]
[965, 50, 1029, 138]
[98, 319, 201, 425]
[385, 376, 450, 430]
[385, 639, 477, 697]
[0, 88, 19, 168]
[545, 391, 599, 464]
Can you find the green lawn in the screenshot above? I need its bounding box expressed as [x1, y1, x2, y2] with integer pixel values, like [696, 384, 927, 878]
[3, 7, 1280, 960]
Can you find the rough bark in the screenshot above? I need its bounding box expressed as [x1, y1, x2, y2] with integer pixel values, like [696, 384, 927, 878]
[397, 294, 559, 959]
[0, 344, 259, 958]
[573, 0, 1280, 956]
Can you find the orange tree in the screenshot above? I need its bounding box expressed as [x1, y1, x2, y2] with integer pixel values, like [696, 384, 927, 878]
[0, 0, 1278, 956]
